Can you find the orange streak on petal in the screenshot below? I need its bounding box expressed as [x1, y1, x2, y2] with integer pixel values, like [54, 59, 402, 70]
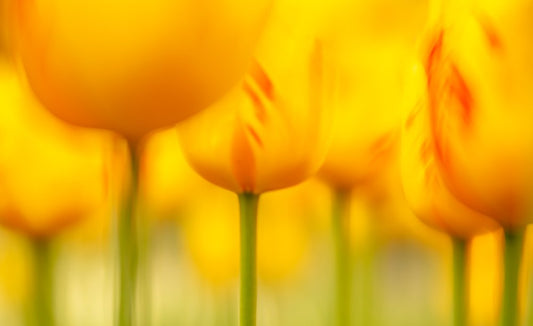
[246, 124, 264, 149]
[231, 119, 256, 193]
[449, 64, 475, 126]
[249, 60, 275, 101]
[242, 80, 268, 125]
[476, 14, 503, 51]
[425, 31, 444, 83]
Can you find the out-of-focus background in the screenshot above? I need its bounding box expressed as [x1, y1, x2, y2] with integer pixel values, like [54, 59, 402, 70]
[0, 129, 528, 326]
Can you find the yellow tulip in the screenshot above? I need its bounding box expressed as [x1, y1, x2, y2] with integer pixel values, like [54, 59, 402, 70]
[424, 0, 533, 230]
[0, 230, 31, 307]
[178, 0, 331, 194]
[183, 186, 240, 288]
[316, 3, 429, 325]
[0, 61, 108, 238]
[140, 130, 208, 221]
[318, 0, 428, 190]
[422, 2, 533, 325]
[400, 63, 497, 239]
[182, 181, 314, 288]
[14, 0, 272, 141]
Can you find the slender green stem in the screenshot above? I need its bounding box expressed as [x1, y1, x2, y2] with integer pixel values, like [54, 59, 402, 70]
[452, 238, 467, 326]
[29, 238, 55, 326]
[117, 142, 140, 326]
[526, 248, 533, 326]
[362, 213, 377, 326]
[138, 204, 152, 326]
[238, 193, 260, 326]
[500, 229, 525, 326]
[332, 189, 351, 326]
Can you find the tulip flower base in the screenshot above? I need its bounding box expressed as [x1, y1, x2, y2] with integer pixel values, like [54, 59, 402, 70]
[452, 238, 467, 326]
[500, 229, 525, 326]
[332, 190, 351, 326]
[117, 143, 141, 326]
[30, 238, 55, 326]
[238, 193, 259, 326]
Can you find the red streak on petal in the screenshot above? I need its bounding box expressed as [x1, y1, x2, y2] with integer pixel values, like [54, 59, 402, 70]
[425, 28, 476, 178]
[242, 81, 267, 125]
[477, 15, 503, 51]
[425, 31, 444, 83]
[246, 124, 264, 148]
[405, 110, 417, 129]
[420, 140, 433, 165]
[249, 60, 275, 101]
[231, 121, 256, 193]
[449, 64, 474, 126]
[426, 31, 451, 174]
[370, 131, 394, 157]
[405, 101, 423, 129]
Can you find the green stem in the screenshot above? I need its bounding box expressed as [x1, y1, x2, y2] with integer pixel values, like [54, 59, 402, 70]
[452, 238, 467, 326]
[138, 205, 152, 326]
[361, 208, 376, 326]
[238, 193, 260, 326]
[117, 142, 140, 326]
[500, 229, 525, 326]
[30, 238, 55, 326]
[332, 189, 351, 326]
[526, 248, 533, 326]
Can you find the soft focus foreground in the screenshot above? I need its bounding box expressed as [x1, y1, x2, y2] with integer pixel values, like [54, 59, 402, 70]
[1, 0, 533, 326]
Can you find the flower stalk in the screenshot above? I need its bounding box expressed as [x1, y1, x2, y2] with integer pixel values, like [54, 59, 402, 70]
[30, 238, 55, 326]
[239, 193, 260, 326]
[500, 229, 524, 326]
[117, 142, 140, 326]
[332, 189, 351, 326]
[452, 238, 467, 326]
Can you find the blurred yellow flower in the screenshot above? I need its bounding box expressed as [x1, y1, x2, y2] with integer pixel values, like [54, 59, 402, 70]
[182, 187, 240, 288]
[424, 0, 533, 230]
[140, 130, 208, 221]
[400, 63, 497, 239]
[182, 181, 317, 288]
[14, 0, 272, 141]
[0, 230, 31, 306]
[257, 186, 314, 285]
[0, 60, 109, 238]
[178, 0, 331, 194]
[318, 0, 429, 190]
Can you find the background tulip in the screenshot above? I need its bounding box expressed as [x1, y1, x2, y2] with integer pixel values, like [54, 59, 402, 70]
[317, 1, 429, 325]
[0, 61, 108, 240]
[141, 130, 207, 221]
[0, 58, 109, 326]
[319, 0, 430, 189]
